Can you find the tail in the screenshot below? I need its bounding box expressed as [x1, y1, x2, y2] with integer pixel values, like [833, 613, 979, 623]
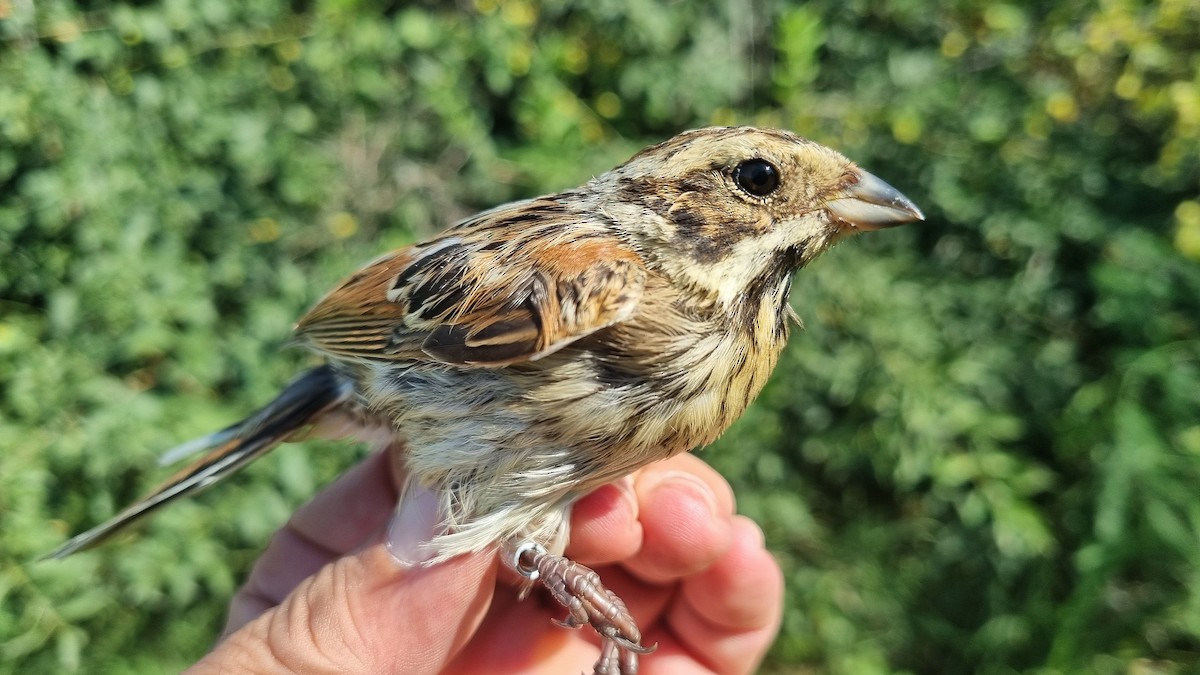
[42, 365, 354, 560]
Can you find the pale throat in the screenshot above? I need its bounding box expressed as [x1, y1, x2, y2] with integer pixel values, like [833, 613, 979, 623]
[675, 219, 828, 309]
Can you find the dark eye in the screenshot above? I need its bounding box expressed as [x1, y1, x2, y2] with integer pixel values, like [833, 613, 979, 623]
[733, 159, 780, 197]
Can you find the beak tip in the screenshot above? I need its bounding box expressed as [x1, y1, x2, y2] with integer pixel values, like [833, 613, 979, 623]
[905, 202, 926, 223]
[826, 168, 925, 230]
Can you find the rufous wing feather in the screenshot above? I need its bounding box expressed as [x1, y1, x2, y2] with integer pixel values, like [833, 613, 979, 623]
[295, 232, 646, 367]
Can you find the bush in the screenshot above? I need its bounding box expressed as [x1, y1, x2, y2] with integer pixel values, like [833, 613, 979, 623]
[2, 1, 1198, 672]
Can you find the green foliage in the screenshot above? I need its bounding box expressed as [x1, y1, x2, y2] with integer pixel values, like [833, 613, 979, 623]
[2, 0, 1198, 672]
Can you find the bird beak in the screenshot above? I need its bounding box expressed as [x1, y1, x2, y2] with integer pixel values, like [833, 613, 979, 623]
[825, 169, 925, 231]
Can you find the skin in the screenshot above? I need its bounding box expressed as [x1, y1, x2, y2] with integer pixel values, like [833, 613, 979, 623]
[187, 450, 783, 674]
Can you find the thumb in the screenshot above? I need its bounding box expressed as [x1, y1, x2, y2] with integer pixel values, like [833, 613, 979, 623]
[189, 540, 497, 674]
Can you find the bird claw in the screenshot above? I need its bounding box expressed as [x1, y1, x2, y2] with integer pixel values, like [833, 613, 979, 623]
[611, 634, 656, 655]
[552, 616, 583, 630]
[510, 542, 656, 675]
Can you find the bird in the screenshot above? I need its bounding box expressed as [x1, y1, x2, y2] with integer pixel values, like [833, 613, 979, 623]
[44, 126, 923, 674]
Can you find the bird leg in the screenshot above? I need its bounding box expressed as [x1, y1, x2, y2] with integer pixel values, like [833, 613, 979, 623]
[504, 541, 656, 675]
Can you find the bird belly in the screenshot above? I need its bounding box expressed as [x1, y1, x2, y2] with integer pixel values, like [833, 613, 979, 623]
[356, 324, 780, 559]
[364, 362, 592, 557]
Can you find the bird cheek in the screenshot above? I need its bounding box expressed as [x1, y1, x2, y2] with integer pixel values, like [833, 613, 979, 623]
[779, 212, 831, 248]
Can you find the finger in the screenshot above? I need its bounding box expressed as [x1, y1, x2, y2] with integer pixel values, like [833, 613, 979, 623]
[647, 453, 736, 515]
[666, 517, 784, 674]
[196, 545, 498, 674]
[223, 449, 400, 635]
[622, 456, 736, 584]
[445, 586, 601, 673]
[287, 447, 401, 554]
[224, 526, 337, 636]
[565, 476, 643, 565]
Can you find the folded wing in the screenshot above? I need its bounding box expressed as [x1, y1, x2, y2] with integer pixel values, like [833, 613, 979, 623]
[295, 208, 646, 368]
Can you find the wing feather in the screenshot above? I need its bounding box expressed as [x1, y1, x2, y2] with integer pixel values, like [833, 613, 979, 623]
[294, 204, 645, 367]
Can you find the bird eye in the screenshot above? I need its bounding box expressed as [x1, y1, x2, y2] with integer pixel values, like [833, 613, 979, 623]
[733, 159, 780, 197]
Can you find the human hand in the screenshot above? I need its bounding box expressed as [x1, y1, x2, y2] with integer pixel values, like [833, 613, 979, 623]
[187, 449, 782, 674]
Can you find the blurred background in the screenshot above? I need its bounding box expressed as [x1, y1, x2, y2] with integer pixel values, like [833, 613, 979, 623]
[2, 0, 1199, 672]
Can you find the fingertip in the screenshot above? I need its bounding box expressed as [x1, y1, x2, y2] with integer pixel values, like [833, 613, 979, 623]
[639, 454, 736, 516]
[385, 481, 443, 567]
[623, 470, 735, 584]
[566, 478, 642, 565]
[736, 514, 767, 549]
[664, 516, 783, 674]
[680, 515, 783, 632]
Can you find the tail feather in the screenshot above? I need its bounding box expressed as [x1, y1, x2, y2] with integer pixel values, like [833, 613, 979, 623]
[43, 365, 354, 560]
[156, 425, 240, 467]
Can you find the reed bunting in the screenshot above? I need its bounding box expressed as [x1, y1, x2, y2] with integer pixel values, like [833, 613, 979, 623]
[47, 126, 923, 674]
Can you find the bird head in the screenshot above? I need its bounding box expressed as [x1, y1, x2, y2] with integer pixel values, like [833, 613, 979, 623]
[593, 126, 924, 308]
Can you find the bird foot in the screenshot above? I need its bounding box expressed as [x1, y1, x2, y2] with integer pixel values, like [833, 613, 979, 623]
[506, 542, 656, 675]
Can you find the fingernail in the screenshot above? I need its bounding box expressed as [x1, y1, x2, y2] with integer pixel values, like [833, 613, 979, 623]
[385, 482, 442, 568]
[614, 475, 639, 521]
[649, 470, 720, 517]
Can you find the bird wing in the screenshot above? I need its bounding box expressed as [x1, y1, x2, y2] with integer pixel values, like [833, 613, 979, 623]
[295, 202, 647, 367]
